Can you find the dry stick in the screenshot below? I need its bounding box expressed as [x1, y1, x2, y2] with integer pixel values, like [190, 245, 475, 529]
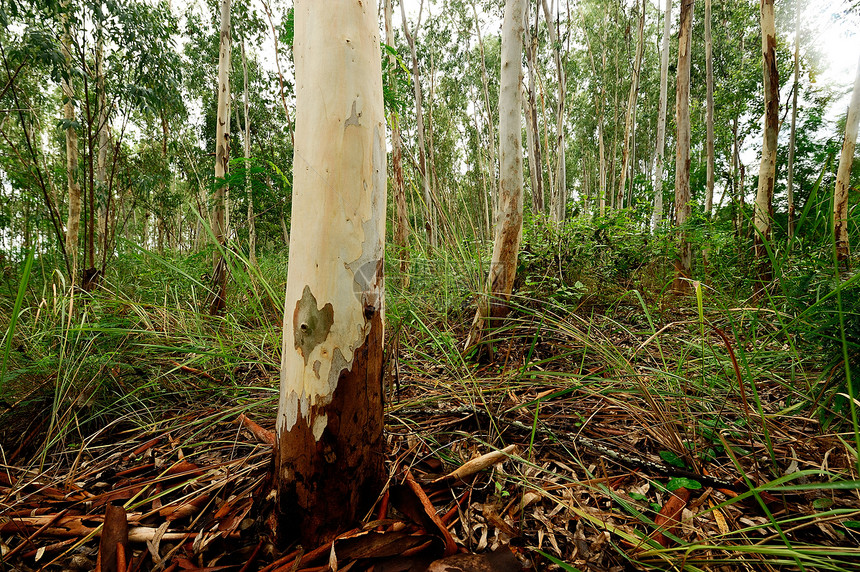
[0, 508, 69, 562]
[237, 413, 275, 445]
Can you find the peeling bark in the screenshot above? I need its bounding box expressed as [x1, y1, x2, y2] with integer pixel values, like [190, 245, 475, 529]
[754, 0, 779, 284]
[276, 0, 386, 545]
[524, 2, 544, 214]
[651, 0, 673, 232]
[466, 0, 525, 351]
[834, 54, 860, 265]
[673, 0, 694, 294]
[210, 0, 231, 315]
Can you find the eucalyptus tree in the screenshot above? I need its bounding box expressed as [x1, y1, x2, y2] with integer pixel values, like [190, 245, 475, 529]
[523, 0, 544, 214]
[704, 0, 714, 216]
[61, 0, 82, 288]
[753, 0, 778, 284]
[617, 0, 645, 210]
[673, 0, 694, 294]
[384, 0, 409, 278]
[467, 0, 525, 350]
[276, 0, 386, 544]
[209, 0, 231, 315]
[541, 0, 567, 223]
[471, 1, 499, 221]
[834, 55, 860, 265]
[401, 0, 437, 248]
[650, 0, 672, 232]
[786, 1, 801, 239]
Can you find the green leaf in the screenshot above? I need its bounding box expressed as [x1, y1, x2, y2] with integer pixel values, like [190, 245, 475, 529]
[534, 550, 583, 571]
[812, 497, 834, 510]
[628, 492, 648, 501]
[659, 450, 687, 468]
[667, 477, 702, 491]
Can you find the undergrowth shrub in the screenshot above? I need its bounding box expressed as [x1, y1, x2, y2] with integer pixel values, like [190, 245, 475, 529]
[518, 210, 673, 306]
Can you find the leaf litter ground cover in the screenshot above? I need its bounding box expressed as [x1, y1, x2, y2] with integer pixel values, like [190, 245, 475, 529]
[2, 309, 860, 571]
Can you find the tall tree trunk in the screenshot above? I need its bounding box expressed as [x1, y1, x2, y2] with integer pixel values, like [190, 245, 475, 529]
[523, 1, 544, 214]
[96, 33, 110, 266]
[787, 2, 800, 240]
[617, 0, 645, 209]
[651, 0, 673, 232]
[732, 116, 741, 236]
[754, 0, 778, 285]
[466, 0, 525, 350]
[241, 40, 256, 268]
[673, 0, 694, 294]
[276, 0, 386, 544]
[401, 1, 436, 248]
[834, 54, 860, 266]
[472, 1, 499, 221]
[542, 0, 566, 223]
[385, 0, 409, 278]
[704, 0, 715, 216]
[62, 3, 81, 288]
[599, 11, 608, 217]
[210, 0, 231, 315]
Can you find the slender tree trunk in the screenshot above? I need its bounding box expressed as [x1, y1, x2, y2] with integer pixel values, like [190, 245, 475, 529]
[732, 116, 741, 236]
[523, 94, 541, 213]
[260, 0, 295, 145]
[542, 0, 566, 223]
[241, 41, 256, 267]
[524, 2, 544, 214]
[754, 0, 778, 285]
[599, 12, 607, 217]
[673, 0, 694, 294]
[95, 27, 110, 265]
[401, 1, 436, 248]
[470, 84, 492, 238]
[704, 0, 715, 216]
[62, 4, 81, 288]
[651, 0, 673, 232]
[472, 1, 499, 220]
[834, 54, 860, 265]
[466, 0, 525, 350]
[210, 0, 231, 315]
[787, 2, 801, 240]
[618, 0, 645, 209]
[276, 0, 386, 544]
[385, 0, 409, 278]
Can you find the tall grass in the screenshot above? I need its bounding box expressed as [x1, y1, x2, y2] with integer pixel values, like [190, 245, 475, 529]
[1, 202, 858, 569]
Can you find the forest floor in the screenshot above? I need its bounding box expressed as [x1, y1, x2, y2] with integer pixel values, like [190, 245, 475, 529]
[1, 240, 860, 570]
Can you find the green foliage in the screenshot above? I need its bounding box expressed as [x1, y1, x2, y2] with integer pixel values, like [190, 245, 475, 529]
[518, 211, 673, 307]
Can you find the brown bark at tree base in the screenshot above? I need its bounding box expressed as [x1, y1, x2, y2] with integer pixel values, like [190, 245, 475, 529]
[275, 311, 385, 546]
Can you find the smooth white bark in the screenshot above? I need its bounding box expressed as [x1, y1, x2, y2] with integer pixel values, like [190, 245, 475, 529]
[651, 0, 673, 232]
[834, 54, 860, 262]
[754, 0, 778, 274]
[467, 0, 525, 349]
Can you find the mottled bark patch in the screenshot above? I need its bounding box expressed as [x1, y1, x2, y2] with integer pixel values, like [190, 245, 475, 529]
[276, 309, 385, 545]
[294, 285, 334, 365]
